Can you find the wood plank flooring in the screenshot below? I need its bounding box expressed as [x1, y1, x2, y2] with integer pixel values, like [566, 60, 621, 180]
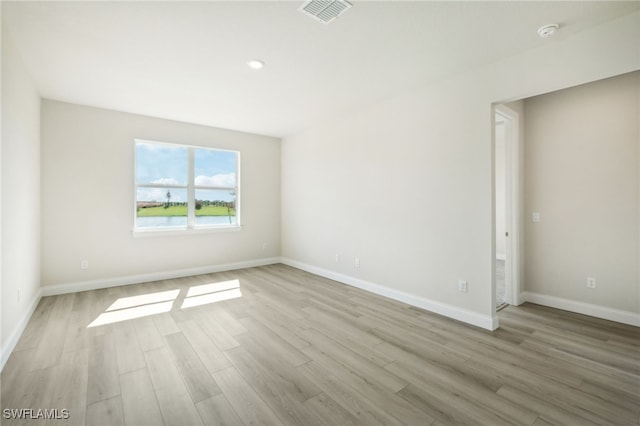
[1, 264, 639, 425]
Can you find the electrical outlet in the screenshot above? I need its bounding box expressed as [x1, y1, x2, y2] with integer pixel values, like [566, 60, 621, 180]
[262, 242, 268, 250]
[335, 254, 340, 263]
[458, 280, 468, 293]
[587, 277, 596, 288]
[355, 258, 360, 268]
[81, 260, 89, 270]
[532, 212, 541, 223]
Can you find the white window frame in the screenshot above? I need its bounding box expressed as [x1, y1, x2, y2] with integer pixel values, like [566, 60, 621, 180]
[133, 139, 241, 236]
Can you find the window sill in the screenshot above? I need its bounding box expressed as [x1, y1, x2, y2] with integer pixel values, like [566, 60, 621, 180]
[132, 225, 242, 238]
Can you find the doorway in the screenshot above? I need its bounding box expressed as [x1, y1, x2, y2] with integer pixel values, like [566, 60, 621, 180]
[495, 104, 520, 310]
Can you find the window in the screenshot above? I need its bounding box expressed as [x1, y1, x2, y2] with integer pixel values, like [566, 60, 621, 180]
[134, 139, 240, 232]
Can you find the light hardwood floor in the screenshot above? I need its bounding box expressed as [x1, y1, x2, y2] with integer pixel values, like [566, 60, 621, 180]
[1, 264, 639, 425]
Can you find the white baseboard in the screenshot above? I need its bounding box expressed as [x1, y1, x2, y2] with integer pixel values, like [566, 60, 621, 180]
[522, 292, 640, 327]
[281, 257, 498, 331]
[1, 289, 42, 371]
[41, 257, 281, 297]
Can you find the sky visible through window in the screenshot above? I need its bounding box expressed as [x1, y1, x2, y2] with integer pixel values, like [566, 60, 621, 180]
[136, 142, 237, 203]
[135, 141, 239, 229]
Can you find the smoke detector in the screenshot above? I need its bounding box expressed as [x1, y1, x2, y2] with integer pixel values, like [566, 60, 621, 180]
[299, 0, 352, 24]
[537, 24, 559, 38]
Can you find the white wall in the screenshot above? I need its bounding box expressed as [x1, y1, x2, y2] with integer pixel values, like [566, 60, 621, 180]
[41, 101, 280, 291]
[1, 31, 42, 367]
[524, 71, 639, 315]
[281, 11, 640, 329]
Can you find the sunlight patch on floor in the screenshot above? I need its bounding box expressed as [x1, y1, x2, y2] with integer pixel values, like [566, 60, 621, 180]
[88, 300, 174, 327]
[87, 279, 242, 327]
[182, 279, 242, 309]
[185, 279, 240, 297]
[107, 289, 180, 311]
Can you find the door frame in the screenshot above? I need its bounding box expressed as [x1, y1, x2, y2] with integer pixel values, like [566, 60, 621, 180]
[494, 104, 521, 308]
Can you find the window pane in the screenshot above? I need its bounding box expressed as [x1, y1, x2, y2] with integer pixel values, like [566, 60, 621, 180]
[194, 148, 237, 188]
[136, 142, 188, 185]
[195, 189, 237, 226]
[136, 187, 188, 228]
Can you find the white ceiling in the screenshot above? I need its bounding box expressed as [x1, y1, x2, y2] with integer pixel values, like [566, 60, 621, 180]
[3, 1, 638, 137]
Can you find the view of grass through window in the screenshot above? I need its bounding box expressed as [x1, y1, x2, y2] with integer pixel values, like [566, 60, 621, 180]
[135, 140, 239, 230]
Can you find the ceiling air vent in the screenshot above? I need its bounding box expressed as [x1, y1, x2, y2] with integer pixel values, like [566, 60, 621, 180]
[299, 0, 352, 24]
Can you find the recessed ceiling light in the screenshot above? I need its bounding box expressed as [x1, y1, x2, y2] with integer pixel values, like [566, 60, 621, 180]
[537, 24, 559, 38]
[247, 60, 265, 70]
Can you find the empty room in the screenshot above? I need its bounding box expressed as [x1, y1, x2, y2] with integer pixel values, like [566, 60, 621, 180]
[1, 1, 639, 425]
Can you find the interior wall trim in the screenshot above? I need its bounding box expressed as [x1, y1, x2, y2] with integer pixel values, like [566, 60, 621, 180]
[522, 291, 640, 327]
[1, 288, 42, 371]
[40, 257, 281, 297]
[281, 257, 499, 331]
